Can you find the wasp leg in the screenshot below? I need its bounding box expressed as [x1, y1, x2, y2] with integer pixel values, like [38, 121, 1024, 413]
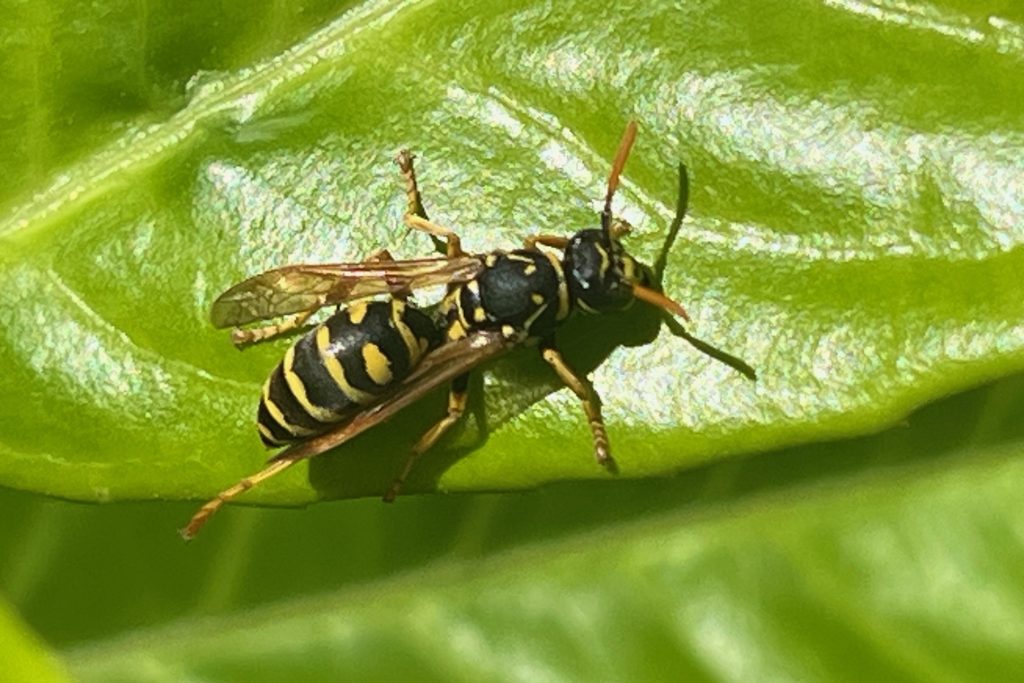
[524, 234, 569, 250]
[396, 149, 428, 220]
[663, 315, 757, 381]
[524, 224, 626, 251]
[364, 248, 395, 263]
[179, 456, 299, 540]
[360, 247, 420, 302]
[540, 343, 616, 472]
[404, 215, 466, 259]
[231, 309, 316, 346]
[383, 374, 469, 502]
[396, 149, 465, 258]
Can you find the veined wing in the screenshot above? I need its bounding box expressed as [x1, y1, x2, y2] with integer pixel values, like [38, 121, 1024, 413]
[210, 256, 484, 328]
[180, 331, 514, 539]
[271, 330, 515, 464]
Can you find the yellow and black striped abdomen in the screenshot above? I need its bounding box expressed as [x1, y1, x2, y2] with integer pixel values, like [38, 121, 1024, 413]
[257, 300, 442, 447]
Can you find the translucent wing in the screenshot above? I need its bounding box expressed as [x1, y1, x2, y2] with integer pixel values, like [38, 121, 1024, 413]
[271, 330, 514, 464]
[180, 331, 514, 539]
[210, 256, 484, 328]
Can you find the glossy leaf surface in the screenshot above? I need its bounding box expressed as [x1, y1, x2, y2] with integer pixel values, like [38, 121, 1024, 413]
[2, 0, 1023, 504]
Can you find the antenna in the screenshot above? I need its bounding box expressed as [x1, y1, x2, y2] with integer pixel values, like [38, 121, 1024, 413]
[602, 120, 638, 236]
[653, 162, 689, 286]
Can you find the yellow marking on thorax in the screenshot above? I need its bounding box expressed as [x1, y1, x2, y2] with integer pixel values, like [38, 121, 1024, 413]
[596, 244, 611, 276]
[348, 301, 370, 324]
[530, 293, 544, 305]
[506, 253, 534, 264]
[316, 325, 375, 404]
[524, 264, 537, 276]
[541, 250, 571, 320]
[283, 345, 336, 422]
[261, 374, 316, 436]
[473, 307, 487, 323]
[438, 289, 460, 318]
[455, 299, 471, 328]
[362, 343, 393, 386]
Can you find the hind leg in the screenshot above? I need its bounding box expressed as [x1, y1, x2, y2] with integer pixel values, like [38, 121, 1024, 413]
[383, 374, 469, 502]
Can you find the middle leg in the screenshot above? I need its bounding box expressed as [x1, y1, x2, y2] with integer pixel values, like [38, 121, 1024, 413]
[383, 373, 470, 502]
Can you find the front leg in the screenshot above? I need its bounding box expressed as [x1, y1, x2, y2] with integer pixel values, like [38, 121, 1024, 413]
[539, 341, 616, 472]
[662, 316, 757, 381]
[395, 150, 465, 258]
[524, 234, 568, 250]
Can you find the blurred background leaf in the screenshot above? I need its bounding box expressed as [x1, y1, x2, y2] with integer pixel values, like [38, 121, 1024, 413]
[0, 597, 71, 683]
[1, 0, 1022, 680]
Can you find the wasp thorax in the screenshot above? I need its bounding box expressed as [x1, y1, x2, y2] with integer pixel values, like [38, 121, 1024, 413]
[564, 229, 648, 313]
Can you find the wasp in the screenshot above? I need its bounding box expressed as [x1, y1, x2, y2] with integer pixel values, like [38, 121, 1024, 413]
[181, 122, 755, 539]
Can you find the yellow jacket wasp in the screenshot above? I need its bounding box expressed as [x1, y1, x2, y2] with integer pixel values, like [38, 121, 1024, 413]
[181, 122, 755, 539]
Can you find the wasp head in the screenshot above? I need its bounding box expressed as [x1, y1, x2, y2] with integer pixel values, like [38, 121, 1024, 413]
[563, 227, 648, 313]
[563, 225, 689, 320]
[563, 120, 690, 320]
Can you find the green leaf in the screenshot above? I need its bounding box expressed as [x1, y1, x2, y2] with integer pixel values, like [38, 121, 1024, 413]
[5, 4, 1024, 680]
[41, 374, 1024, 681]
[0, 597, 72, 683]
[2, 0, 1023, 511]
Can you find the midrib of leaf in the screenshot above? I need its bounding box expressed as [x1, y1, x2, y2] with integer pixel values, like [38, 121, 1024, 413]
[0, 0, 419, 243]
[191, 509, 263, 613]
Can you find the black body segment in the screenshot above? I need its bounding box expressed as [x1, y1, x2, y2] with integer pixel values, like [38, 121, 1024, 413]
[448, 249, 571, 342]
[257, 300, 442, 446]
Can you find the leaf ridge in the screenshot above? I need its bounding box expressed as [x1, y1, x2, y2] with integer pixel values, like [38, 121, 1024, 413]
[0, 0, 429, 243]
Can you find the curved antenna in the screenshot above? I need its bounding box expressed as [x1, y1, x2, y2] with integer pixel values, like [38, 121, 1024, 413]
[602, 121, 638, 236]
[653, 162, 689, 287]
[663, 315, 757, 381]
